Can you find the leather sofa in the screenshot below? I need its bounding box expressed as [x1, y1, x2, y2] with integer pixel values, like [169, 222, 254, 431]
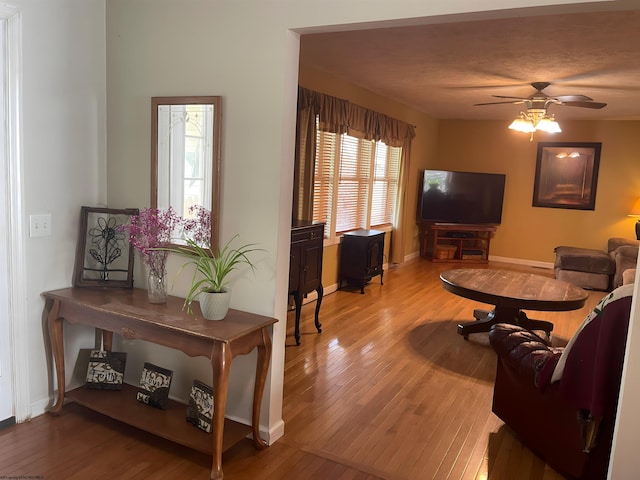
[489, 284, 634, 480]
[554, 238, 639, 290]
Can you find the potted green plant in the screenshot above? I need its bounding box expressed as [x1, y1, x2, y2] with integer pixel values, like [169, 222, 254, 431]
[168, 234, 262, 320]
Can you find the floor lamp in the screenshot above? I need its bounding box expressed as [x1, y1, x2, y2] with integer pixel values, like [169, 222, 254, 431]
[630, 198, 640, 240]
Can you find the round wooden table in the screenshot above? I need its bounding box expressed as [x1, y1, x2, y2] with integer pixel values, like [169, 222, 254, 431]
[440, 268, 589, 339]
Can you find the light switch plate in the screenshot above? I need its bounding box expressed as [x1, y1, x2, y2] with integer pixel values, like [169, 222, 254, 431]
[29, 214, 52, 237]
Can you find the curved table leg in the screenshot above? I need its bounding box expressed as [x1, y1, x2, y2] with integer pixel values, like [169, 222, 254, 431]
[210, 341, 232, 480]
[516, 311, 554, 336]
[314, 284, 323, 334]
[46, 299, 65, 415]
[293, 292, 303, 345]
[102, 330, 113, 351]
[252, 328, 271, 450]
[457, 306, 553, 340]
[458, 309, 500, 339]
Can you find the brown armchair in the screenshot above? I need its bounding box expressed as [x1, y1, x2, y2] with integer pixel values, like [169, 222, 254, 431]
[489, 284, 634, 480]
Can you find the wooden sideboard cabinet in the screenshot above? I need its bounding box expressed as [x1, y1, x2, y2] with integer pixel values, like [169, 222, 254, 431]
[42, 287, 277, 480]
[339, 229, 385, 294]
[289, 220, 324, 345]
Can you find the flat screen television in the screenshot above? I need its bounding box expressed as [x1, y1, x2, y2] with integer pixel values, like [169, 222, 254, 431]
[417, 169, 506, 225]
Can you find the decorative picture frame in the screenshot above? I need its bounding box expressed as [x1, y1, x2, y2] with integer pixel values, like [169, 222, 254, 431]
[532, 142, 602, 210]
[73, 206, 139, 288]
[85, 350, 127, 390]
[186, 380, 214, 433]
[136, 362, 173, 409]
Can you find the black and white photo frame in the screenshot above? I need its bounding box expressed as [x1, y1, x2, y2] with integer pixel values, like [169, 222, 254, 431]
[85, 350, 127, 390]
[186, 380, 214, 433]
[136, 362, 173, 409]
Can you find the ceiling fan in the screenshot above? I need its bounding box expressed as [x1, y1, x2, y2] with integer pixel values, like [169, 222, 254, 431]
[474, 82, 607, 140]
[474, 81, 607, 110]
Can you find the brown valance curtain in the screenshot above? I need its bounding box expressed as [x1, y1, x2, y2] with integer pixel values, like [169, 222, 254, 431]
[293, 86, 416, 264]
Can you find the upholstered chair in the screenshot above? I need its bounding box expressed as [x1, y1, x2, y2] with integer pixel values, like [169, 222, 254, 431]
[489, 284, 634, 480]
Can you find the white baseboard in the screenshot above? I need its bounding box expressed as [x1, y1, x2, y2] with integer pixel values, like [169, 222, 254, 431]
[30, 397, 50, 419]
[265, 418, 285, 445]
[225, 413, 285, 446]
[489, 255, 554, 270]
[404, 251, 553, 270]
[289, 283, 339, 308]
[404, 251, 421, 262]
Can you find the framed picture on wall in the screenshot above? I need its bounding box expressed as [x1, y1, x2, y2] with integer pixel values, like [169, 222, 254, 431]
[73, 206, 139, 287]
[532, 142, 602, 210]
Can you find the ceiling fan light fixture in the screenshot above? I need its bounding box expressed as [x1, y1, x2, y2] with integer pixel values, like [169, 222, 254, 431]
[508, 113, 535, 133]
[535, 115, 562, 133]
[508, 110, 561, 137]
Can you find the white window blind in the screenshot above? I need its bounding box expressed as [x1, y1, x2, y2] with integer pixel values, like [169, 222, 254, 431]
[336, 135, 371, 232]
[313, 129, 336, 236]
[313, 125, 402, 241]
[370, 142, 400, 226]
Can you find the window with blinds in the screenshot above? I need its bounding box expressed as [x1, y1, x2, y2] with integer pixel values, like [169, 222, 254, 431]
[313, 128, 401, 241]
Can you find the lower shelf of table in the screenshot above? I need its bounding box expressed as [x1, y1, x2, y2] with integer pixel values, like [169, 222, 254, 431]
[65, 383, 251, 455]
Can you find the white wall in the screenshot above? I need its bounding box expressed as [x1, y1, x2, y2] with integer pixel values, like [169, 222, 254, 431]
[10, 0, 106, 416]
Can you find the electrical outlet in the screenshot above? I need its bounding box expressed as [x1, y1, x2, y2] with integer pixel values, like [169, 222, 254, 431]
[29, 214, 52, 237]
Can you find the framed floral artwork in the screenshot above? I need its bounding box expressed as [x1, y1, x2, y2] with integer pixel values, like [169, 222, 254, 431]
[532, 142, 602, 210]
[73, 206, 139, 287]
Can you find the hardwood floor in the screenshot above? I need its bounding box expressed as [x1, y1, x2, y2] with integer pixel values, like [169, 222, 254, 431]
[0, 258, 605, 479]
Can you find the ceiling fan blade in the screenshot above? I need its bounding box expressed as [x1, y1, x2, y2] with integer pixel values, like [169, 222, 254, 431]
[473, 81, 607, 110]
[491, 95, 529, 100]
[559, 101, 607, 109]
[474, 100, 525, 106]
[554, 95, 594, 102]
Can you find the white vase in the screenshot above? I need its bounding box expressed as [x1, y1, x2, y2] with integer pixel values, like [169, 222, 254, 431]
[198, 290, 231, 320]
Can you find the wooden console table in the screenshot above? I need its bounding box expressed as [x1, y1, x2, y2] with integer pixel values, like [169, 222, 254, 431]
[43, 287, 277, 480]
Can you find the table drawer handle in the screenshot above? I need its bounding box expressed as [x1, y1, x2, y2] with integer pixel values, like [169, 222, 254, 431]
[121, 327, 136, 339]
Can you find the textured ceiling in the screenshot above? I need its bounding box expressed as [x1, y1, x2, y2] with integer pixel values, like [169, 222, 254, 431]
[299, 9, 640, 122]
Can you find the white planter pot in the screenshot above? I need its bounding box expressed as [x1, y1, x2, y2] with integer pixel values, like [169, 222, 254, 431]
[198, 290, 231, 320]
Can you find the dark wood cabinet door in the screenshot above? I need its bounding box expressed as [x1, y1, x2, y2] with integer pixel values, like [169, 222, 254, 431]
[289, 222, 324, 296]
[300, 238, 323, 293]
[365, 237, 384, 277]
[289, 244, 301, 293]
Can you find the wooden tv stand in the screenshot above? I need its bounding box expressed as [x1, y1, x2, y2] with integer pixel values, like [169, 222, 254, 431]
[43, 287, 277, 480]
[420, 222, 496, 263]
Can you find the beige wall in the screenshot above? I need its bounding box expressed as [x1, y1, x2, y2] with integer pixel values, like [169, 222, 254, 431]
[436, 120, 640, 263]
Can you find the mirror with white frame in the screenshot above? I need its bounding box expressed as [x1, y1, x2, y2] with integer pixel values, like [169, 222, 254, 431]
[151, 96, 221, 250]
